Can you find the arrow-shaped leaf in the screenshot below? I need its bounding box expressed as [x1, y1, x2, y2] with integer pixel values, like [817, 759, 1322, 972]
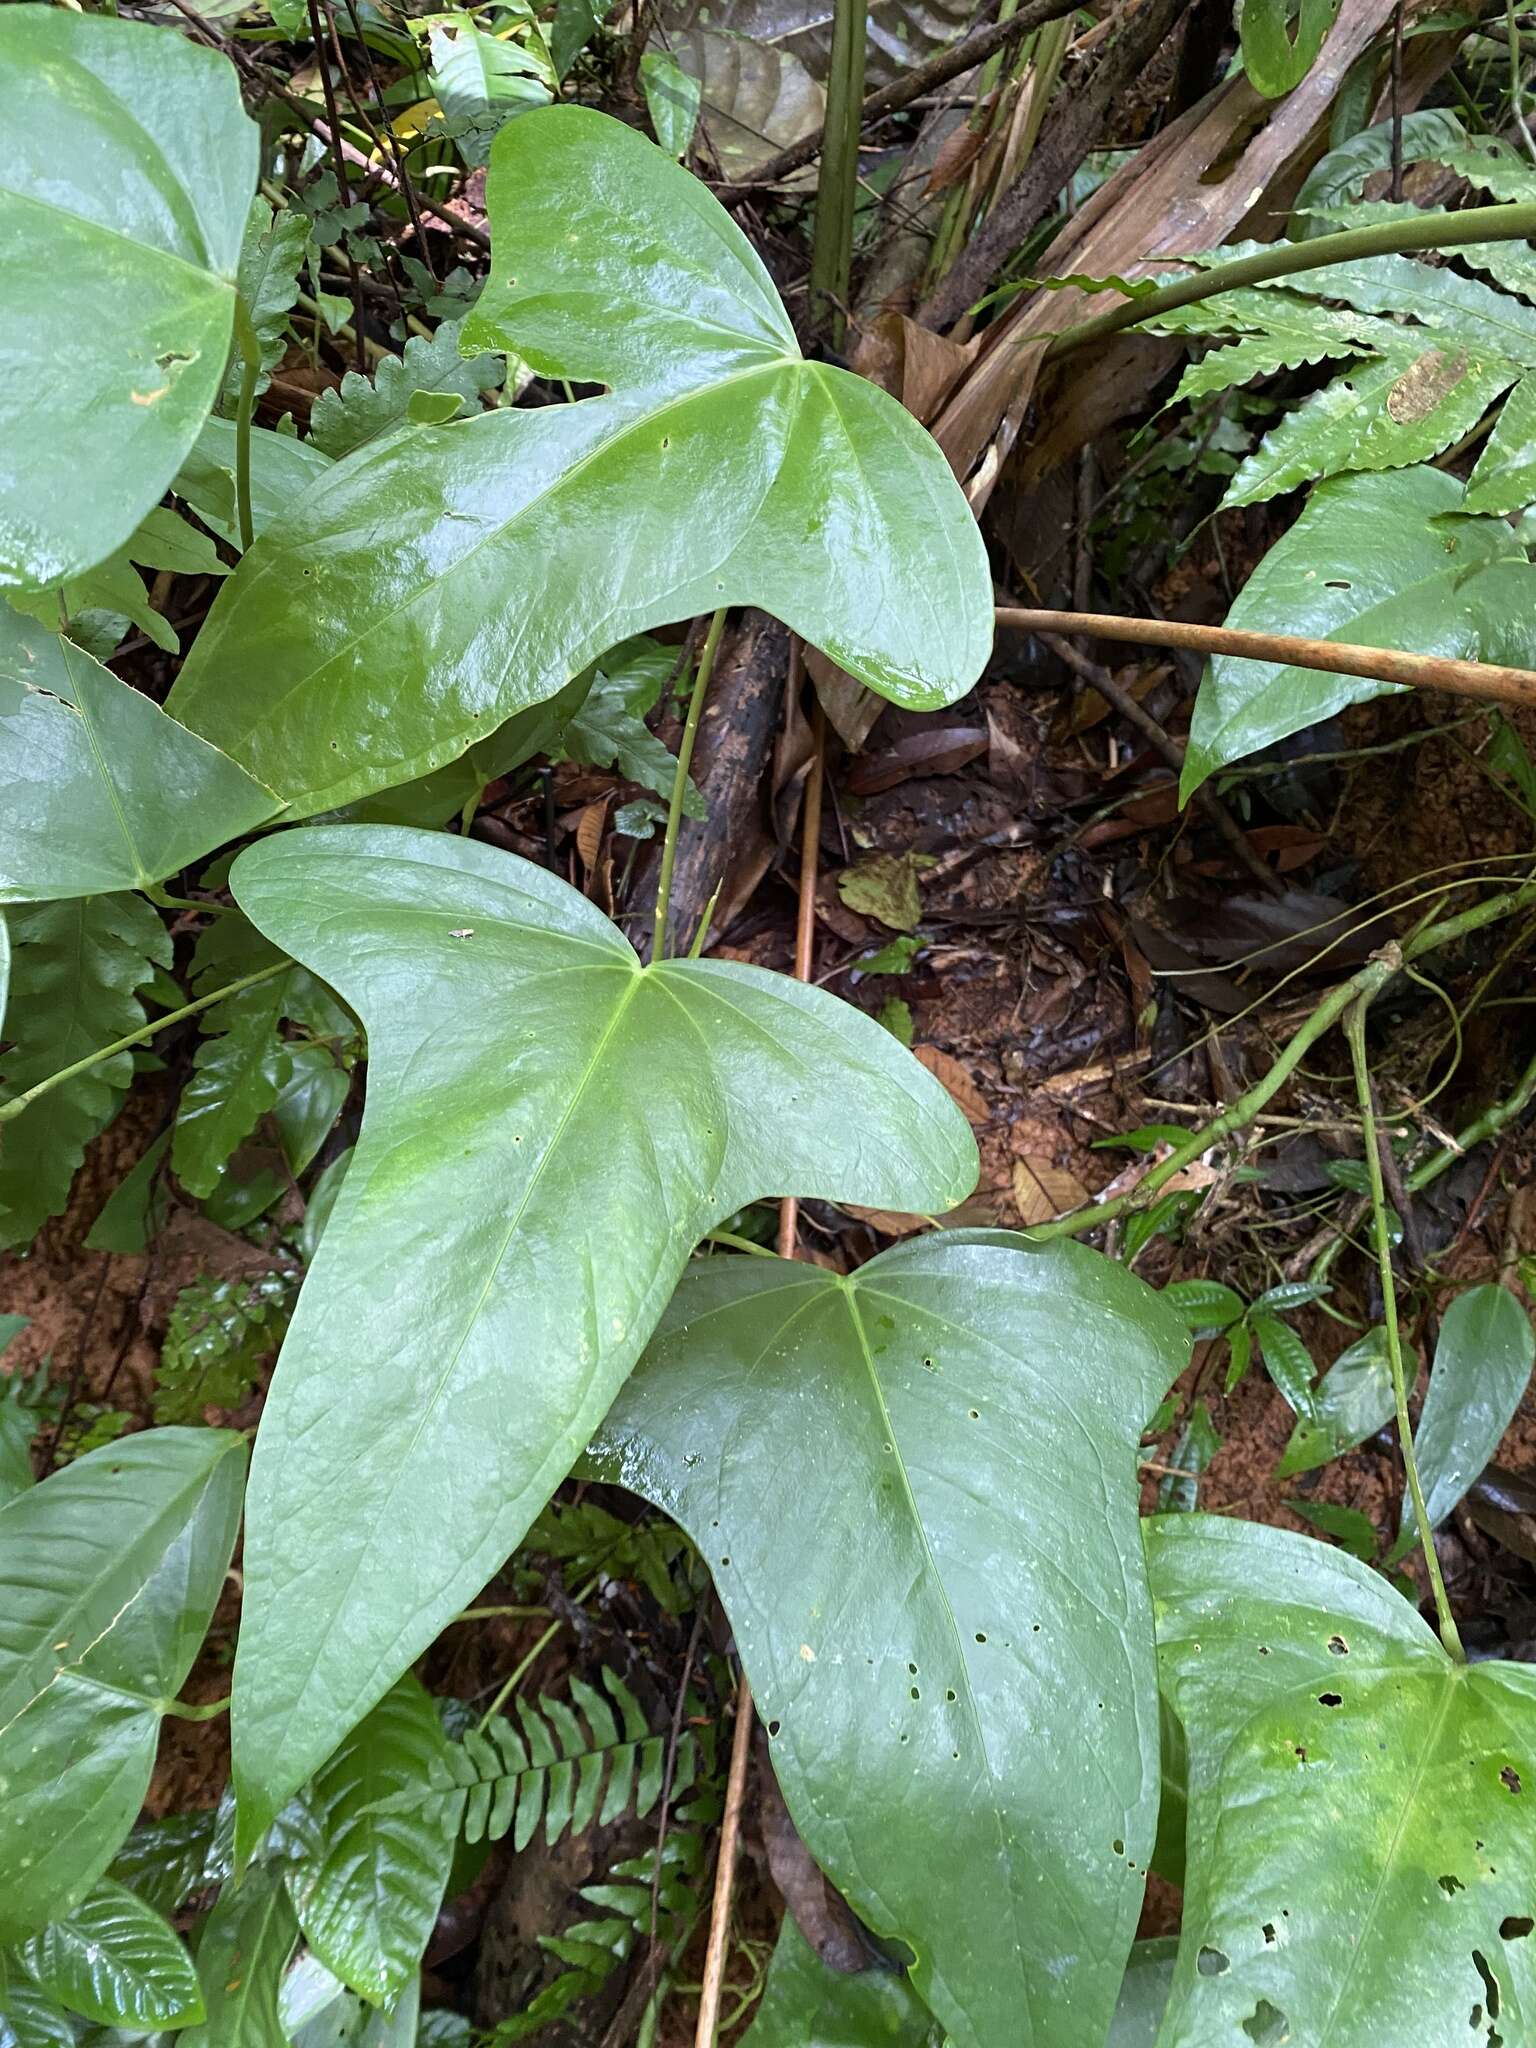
[167, 107, 991, 817]
[226, 824, 977, 1853]
[589, 1234, 1188, 2048]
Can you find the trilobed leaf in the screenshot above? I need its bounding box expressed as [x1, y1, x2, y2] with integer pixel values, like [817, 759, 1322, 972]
[225, 824, 976, 1854]
[0, 1429, 246, 1942]
[1146, 1514, 1536, 2047]
[589, 1234, 1189, 2048]
[166, 107, 990, 817]
[0, 7, 257, 588]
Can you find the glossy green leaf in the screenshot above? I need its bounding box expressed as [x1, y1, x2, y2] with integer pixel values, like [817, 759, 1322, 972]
[1287, 1497, 1380, 1561]
[168, 107, 990, 817]
[589, 1233, 1188, 2048]
[1156, 1398, 1220, 1514]
[0, 1976, 76, 2048]
[0, 1428, 246, 1942]
[0, 894, 171, 1248]
[1399, 1283, 1535, 1550]
[307, 321, 505, 462]
[108, 1807, 223, 1919]
[182, 1864, 297, 2048]
[226, 824, 976, 1853]
[19, 1879, 202, 2029]
[563, 638, 705, 814]
[175, 418, 333, 551]
[0, 609, 277, 903]
[426, 16, 552, 167]
[741, 1917, 940, 2047]
[1160, 1280, 1245, 1332]
[0, 8, 257, 588]
[1274, 1324, 1393, 1478]
[1182, 468, 1531, 799]
[1238, 0, 1339, 97]
[291, 1677, 457, 2006]
[8, 507, 232, 661]
[1106, 1939, 1176, 2046]
[1466, 369, 1536, 514]
[1252, 1314, 1316, 1417]
[1146, 1514, 1536, 2048]
[641, 48, 702, 156]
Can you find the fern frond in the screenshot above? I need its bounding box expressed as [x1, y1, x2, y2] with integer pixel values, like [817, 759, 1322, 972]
[417, 1667, 694, 1850]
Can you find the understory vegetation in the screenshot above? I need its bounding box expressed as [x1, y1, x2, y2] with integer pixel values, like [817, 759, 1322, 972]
[7, 0, 1536, 2042]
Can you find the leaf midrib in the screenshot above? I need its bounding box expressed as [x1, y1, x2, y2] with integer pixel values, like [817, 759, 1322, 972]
[204, 358, 796, 769]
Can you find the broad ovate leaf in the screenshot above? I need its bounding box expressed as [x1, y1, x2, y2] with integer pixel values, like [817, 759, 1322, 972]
[226, 825, 976, 1853]
[18, 1879, 202, 2030]
[1182, 467, 1531, 799]
[174, 417, 333, 550]
[0, 1428, 246, 1942]
[1399, 1282, 1535, 1550]
[0, 609, 278, 902]
[167, 107, 990, 817]
[291, 1676, 457, 2005]
[1238, 0, 1339, 98]
[0, 8, 257, 588]
[589, 1234, 1189, 2048]
[1146, 1513, 1536, 2047]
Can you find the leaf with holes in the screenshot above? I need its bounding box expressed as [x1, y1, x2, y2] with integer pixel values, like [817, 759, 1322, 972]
[166, 107, 991, 817]
[0, 7, 257, 587]
[1395, 1283, 1535, 1556]
[0, 609, 277, 904]
[1238, 0, 1339, 97]
[588, 1233, 1189, 2048]
[0, 893, 171, 1247]
[290, 1676, 457, 2006]
[1181, 467, 1533, 799]
[18, 1879, 202, 2030]
[402, 1665, 688, 1855]
[1146, 1513, 1536, 2047]
[0, 1428, 245, 1943]
[225, 824, 976, 1855]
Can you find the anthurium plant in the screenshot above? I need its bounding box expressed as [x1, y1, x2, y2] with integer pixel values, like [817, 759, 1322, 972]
[1, 10, 1533, 2047]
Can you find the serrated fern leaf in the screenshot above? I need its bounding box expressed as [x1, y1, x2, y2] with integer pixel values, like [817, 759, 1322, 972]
[308, 320, 506, 460]
[1152, 236, 1536, 507]
[172, 912, 354, 1202]
[420, 1667, 692, 1850]
[153, 1270, 296, 1424]
[0, 894, 170, 1247]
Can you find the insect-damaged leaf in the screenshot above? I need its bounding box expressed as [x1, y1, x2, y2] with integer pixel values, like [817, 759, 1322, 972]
[1146, 1514, 1536, 2047]
[0, 8, 257, 588]
[0, 1428, 246, 1942]
[225, 825, 977, 1854]
[588, 1235, 1189, 2048]
[0, 609, 278, 903]
[167, 107, 991, 817]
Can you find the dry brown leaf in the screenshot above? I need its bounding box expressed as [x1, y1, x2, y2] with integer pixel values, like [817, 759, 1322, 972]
[1011, 1156, 1091, 1226]
[842, 1203, 933, 1238]
[574, 797, 609, 877]
[924, 115, 992, 196]
[914, 1046, 989, 1125]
